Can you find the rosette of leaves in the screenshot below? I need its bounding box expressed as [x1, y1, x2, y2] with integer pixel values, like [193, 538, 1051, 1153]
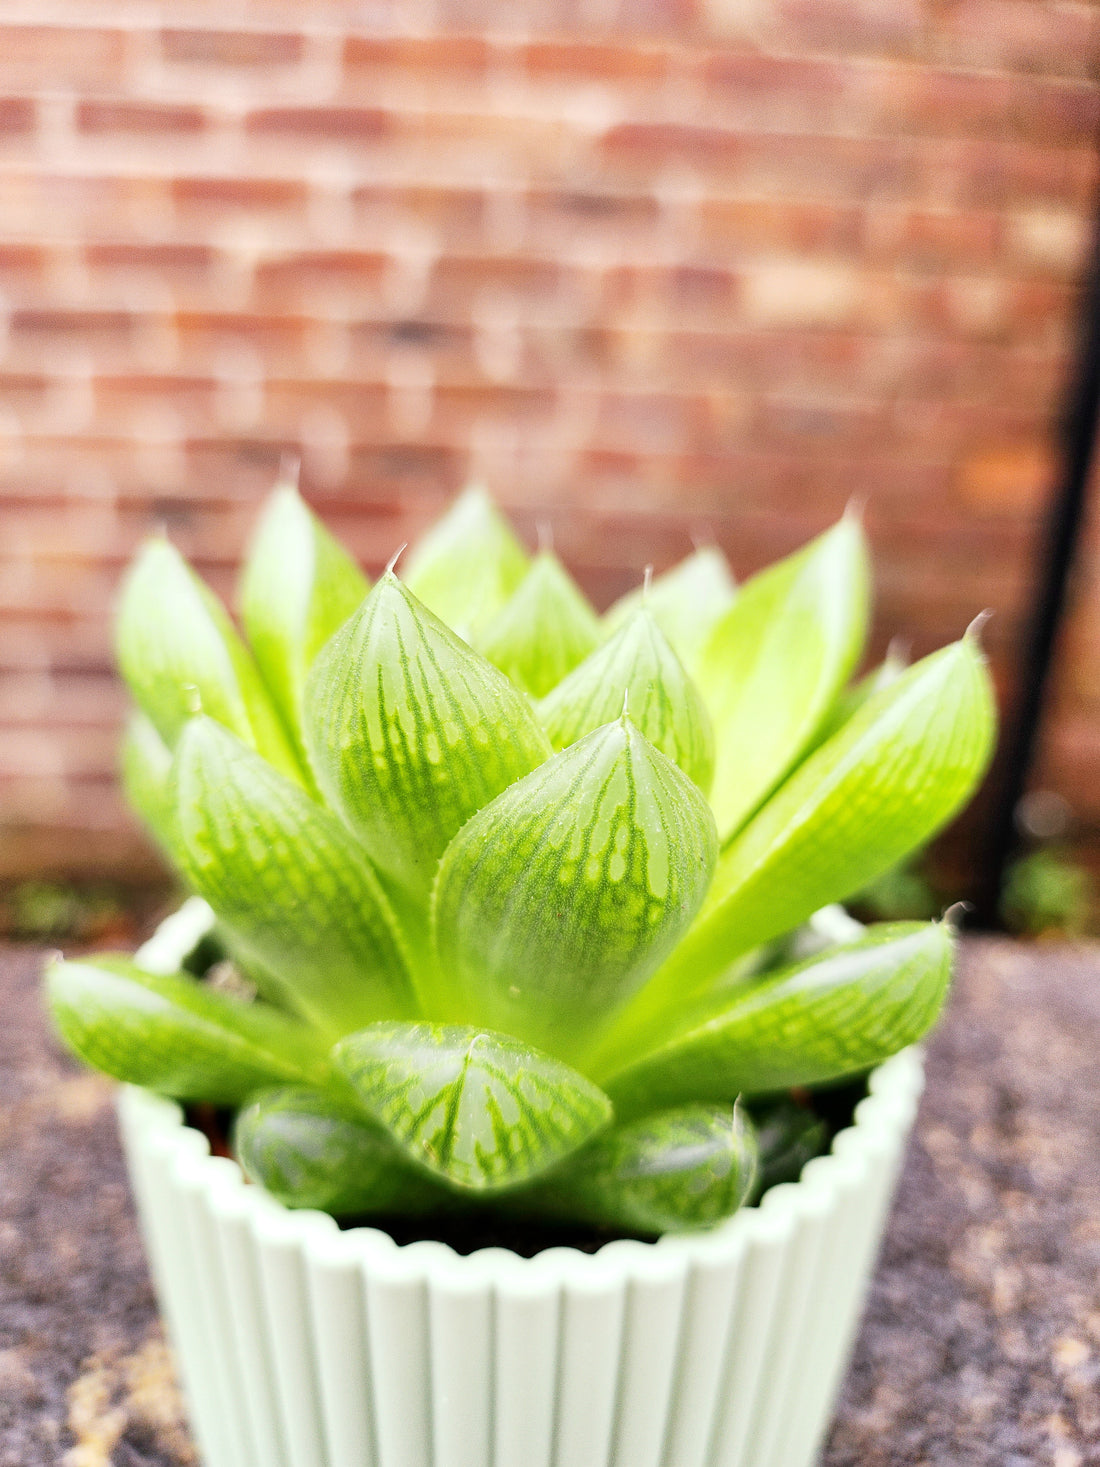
[47, 481, 996, 1239]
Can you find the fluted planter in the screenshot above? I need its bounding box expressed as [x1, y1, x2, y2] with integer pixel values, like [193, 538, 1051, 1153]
[116, 901, 922, 1467]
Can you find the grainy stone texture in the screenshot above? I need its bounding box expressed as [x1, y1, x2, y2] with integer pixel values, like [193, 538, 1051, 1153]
[2, 935, 1099, 1465]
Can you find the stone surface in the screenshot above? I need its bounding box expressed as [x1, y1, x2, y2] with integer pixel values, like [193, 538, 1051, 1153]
[2, 935, 1099, 1464]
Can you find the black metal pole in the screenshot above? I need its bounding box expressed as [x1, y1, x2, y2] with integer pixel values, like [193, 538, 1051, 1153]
[970, 198, 1100, 928]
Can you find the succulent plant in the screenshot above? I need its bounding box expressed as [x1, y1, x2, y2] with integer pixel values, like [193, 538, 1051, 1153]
[47, 480, 996, 1238]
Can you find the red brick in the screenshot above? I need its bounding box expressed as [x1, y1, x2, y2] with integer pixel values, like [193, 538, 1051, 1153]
[699, 198, 863, 254]
[0, 172, 176, 240]
[933, 0, 1100, 80]
[0, 816, 159, 883]
[86, 243, 214, 273]
[92, 375, 222, 432]
[263, 380, 388, 438]
[881, 67, 1100, 147]
[347, 318, 479, 381]
[866, 207, 1003, 270]
[160, 29, 304, 67]
[351, 183, 486, 241]
[0, 670, 124, 727]
[0, 372, 52, 414]
[8, 309, 135, 351]
[957, 442, 1059, 514]
[697, 52, 867, 131]
[944, 139, 1100, 211]
[523, 40, 668, 82]
[772, 0, 924, 58]
[251, 251, 387, 312]
[527, 186, 660, 237]
[602, 122, 744, 174]
[433, 384, 555, 436]
[0, 25, 126, 91]
[614, 0, 698, 36]
[344, 35, 491, 77]
[172, 176, 309, 219]
[0, 97, 35, 134]
[173, 312, 309, 374]
[77, 101, 207, 136]
[429, 256, 564, 311]
[245, 107, 389, 142]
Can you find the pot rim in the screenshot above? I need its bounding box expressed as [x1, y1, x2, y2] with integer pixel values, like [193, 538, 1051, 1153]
[121, 897, 924, 1282]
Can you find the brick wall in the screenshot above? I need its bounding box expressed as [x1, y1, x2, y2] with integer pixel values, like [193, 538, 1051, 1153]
[0, 1, 1097, 883]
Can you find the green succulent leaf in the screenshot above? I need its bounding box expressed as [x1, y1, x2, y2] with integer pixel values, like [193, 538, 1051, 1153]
[537, 608, 715, 793]
[173, 716, 416, 1036]
[813, 641, 909, 750]
[239, 477, 369, 750]
[46, 955, 324, 1104]
[528, 1103, 758, 1235]
[116, 537, 303, 781]
[305, 572, 552, 904]
[235, 1086, 446, 1216]
[604, 546, 736, 673]
[748, 1098, 829, 1199]
[432, 717, 718, 1056]
[478, 549, 602, 698]
[697, 514, 870, 841]
[637, 632, 994, 1009]
[120, 709, 177, 859]
[332, 1023, 613, 1194]
[600, 921, 954, 1111]
[404, 484, 529, 639]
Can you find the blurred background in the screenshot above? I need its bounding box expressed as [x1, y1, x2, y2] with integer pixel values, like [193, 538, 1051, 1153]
[0, 0, 1098, 941]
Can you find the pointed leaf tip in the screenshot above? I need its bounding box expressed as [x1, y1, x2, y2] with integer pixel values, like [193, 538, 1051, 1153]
[600, 921, 954, 1109]
[333, 1023, 613, 1193]
[604, 546, 736, 674]
[404, 484, 529, 637]
[942, 901, 970, 929]
[239, 481, 369, 754]
[306, 574, 551, 903]
[477, 549, 601, 698]
[697, 515, 870, 841]
[633, 632, 994, 1006]
[965, 609, 994, 648]
[119, 536, 303, 781]
[528, 1103, 759, 1234]
[538, 606, 715, 792]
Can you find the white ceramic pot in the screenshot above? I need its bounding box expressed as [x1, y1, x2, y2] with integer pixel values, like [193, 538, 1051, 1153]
[117, 900, 923, 1467]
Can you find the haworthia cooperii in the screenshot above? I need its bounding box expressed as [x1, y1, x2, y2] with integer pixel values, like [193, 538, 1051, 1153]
[116, 537, 305, 782]
[696, 513, 870, 842]
[46, 954, 326, 1104]
[524, 1102, 759, 1234]
[603, 545, 736, 674]
[537, 607, 715, 793]
[120, 708, 177, 860]
[404, 483, 529, 639]
[235, 1086, 447, 1216]
[239, 477, 369, 756]
[597, 920, 954, 1109]
[625, 631, 994, 1019]
[305, 572, 552, 904]
[332, 1023, 614, 1193]
[431, 716, 717, 1057]
[478, 549, 602, 698]
[173, 716, 417, 1036]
